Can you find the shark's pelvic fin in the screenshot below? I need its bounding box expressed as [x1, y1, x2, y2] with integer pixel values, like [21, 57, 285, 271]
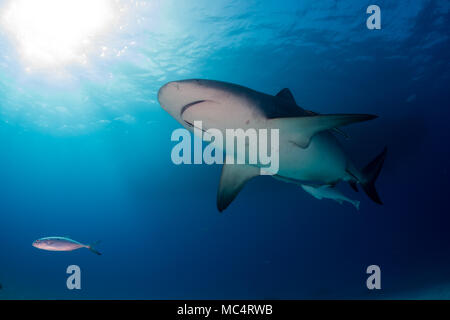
[276, 88, 296, 103]
[361, 147, 387, 205]
[268, 114, 377, 148]
[217, 163, 260, 212]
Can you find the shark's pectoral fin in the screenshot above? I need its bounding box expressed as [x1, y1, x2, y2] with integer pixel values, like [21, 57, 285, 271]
[268, 114, 377, 148]
[304, 110, 349, 139]
[217, 163, 260, 212]
[275, 89, 350, 140]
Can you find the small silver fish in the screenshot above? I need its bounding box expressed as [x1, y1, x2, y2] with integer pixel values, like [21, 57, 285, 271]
[32, 237, 101, 255]
[301, 184, 360, 210]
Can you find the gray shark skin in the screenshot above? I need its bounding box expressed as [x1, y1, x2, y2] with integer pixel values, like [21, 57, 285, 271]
[158, 79, 387, 211]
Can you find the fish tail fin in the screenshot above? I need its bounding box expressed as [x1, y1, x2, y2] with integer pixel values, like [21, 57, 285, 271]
[361, 147, 387, 205]
[87, 241, 102, 256]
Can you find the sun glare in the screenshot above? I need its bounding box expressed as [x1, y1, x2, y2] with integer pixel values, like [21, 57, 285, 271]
[2, 0, 115, 68]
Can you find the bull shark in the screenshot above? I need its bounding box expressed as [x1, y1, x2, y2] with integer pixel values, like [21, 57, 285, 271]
[158, 79, 387, 211]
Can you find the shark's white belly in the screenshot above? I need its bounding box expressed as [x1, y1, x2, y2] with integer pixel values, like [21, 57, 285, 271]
[194, 120, 350, 184]
[276, 131, 349, 184]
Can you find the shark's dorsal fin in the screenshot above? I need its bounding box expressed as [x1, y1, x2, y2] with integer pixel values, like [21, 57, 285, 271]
[276, 88, 296, 104]
[217, 162, 260, 212]
[268, 114, 377, 148]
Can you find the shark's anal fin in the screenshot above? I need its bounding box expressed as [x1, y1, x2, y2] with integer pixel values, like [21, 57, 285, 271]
[268, 114, 377, 148]
[276, 88, 296, 104]
[217, 163, 260, 212]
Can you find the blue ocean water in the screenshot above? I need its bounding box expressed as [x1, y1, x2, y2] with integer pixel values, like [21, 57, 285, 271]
[0, 0, 448, 299]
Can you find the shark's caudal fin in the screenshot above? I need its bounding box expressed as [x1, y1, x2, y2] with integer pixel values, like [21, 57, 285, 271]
[267, 114, 377, 148]
[217, 163, 260, 212]
[361, 147, 387, 205]
[349, 181, 359, 192]
[87, 241, 102, 255]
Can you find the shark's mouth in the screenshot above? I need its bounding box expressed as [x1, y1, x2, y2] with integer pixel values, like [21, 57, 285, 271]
[180, 99, 223, 132]
[180, 100, 207, 119]
[180, 100, 213, 130]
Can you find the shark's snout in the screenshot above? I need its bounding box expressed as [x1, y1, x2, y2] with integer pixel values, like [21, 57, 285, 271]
[157, 81, 178, 106]
[157, 80, 214, 120]
[157, 80, 209, 103]
[157, 79, 257, 132]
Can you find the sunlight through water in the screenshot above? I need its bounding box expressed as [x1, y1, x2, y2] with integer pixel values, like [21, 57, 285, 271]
[1, 0, 115, 68]
[0, 0, 445, 135]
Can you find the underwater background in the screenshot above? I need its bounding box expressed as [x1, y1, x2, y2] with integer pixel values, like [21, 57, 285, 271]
[0, 0, 449, 299]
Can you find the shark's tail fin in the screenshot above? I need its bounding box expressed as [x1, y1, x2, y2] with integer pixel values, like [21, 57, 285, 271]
[361, 147, 387, 205]
[87, 241, 102, 256]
